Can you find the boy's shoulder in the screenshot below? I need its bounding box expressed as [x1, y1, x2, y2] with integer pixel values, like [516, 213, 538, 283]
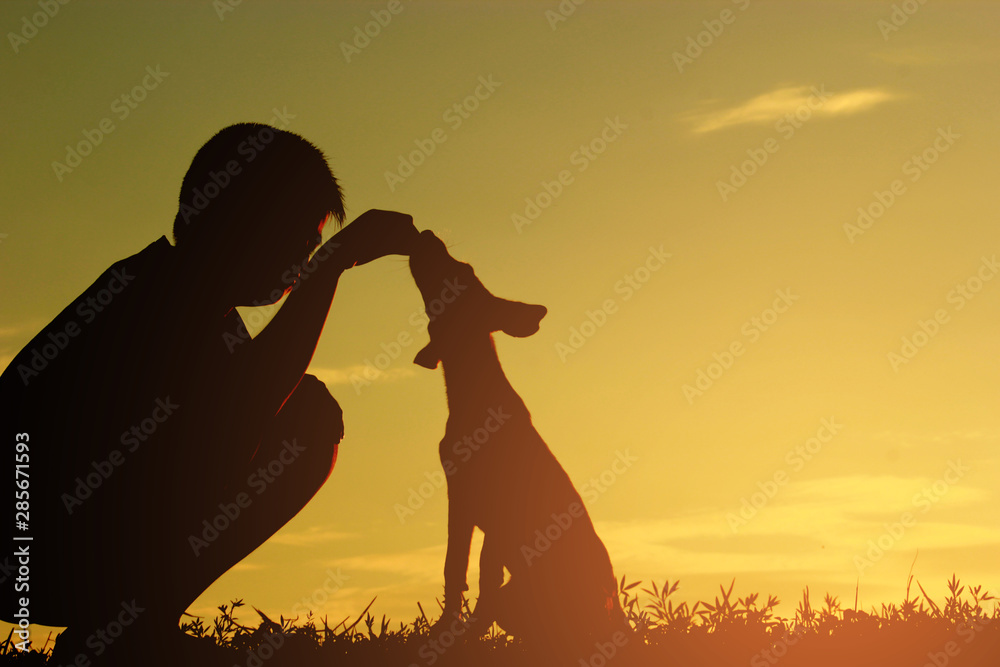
[0, 236, 176, 396]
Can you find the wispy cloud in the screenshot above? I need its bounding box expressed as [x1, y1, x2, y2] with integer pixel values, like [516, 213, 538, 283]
[323, 544, 446, 583]
[269, 525, 357, 547]
[310, 364, 416, 387]
[321, 533, 486, 585]
[0, 325, 29, 339]
[228, 562, 265, 572]
[687, 85, 897, 134]
[597, 473, 999, 575]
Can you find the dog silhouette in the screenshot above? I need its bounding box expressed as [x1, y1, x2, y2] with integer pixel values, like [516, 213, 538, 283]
[409, 230, 626, 656]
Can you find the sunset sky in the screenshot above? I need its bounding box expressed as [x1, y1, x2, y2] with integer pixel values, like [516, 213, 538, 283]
[3, 0, 1000, 639]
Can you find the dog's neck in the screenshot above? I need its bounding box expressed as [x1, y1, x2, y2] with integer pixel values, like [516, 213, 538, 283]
[439, 333, 519, 416]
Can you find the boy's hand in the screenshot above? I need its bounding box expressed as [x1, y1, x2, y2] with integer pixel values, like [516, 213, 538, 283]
[333, 209, 418, 268]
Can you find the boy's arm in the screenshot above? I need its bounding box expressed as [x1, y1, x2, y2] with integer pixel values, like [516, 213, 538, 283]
[227, 210, 417, 411]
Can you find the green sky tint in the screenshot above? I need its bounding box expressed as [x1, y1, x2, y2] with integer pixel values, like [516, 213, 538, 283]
[3, 0, 1000, 637]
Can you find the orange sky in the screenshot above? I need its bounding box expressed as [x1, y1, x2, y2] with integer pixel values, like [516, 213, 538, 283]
[2, 0, 1000, 641]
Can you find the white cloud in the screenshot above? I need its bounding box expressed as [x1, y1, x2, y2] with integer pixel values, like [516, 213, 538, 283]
[323, 544, 446, 583]
[310, 364, 416, 388]
[229, 562, 265, 572]
[269, 525, 358, 547]
[0, 325, 29, 339]
[595, 473, 1000, 579]
[321, 533, 486, 586]
[687, 85, 897, 134]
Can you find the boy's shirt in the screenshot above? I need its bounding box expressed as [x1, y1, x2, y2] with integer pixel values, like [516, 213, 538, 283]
[1, 236, 246, 546]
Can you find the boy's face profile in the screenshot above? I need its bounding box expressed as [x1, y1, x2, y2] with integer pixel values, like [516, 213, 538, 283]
[220, 213, 328, 307]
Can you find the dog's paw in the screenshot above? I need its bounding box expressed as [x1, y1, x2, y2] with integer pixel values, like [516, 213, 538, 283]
[340, 209, 418, 267]
[429, 609, 479, 645]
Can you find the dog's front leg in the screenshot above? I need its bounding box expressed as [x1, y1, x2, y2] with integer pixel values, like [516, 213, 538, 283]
[441, 497, 474, 621]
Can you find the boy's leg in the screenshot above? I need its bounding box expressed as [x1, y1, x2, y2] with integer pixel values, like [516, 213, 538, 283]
[50, 374, 343, 636]
[152, 373, 343, 623]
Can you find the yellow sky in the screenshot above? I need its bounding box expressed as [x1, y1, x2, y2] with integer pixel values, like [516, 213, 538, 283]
[3, 0, 1000, 639]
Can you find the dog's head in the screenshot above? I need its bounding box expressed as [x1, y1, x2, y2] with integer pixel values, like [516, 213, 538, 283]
[408, 230, 546, 369]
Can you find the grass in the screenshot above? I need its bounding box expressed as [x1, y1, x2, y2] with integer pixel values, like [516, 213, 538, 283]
[3, 574, 1000, 666]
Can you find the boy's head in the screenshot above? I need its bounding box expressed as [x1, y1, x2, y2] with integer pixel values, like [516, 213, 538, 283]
[172, 123, 345, 305]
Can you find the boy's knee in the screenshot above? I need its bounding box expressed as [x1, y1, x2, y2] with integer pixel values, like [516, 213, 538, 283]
[269, 375, 342, 486]
[283, 374, 344, 444]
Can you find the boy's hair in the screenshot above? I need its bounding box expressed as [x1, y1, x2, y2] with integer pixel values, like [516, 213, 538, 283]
[172, 123, 345, 248]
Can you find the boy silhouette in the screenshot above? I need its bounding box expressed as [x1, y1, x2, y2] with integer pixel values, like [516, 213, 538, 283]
[0, 124, 416, 663]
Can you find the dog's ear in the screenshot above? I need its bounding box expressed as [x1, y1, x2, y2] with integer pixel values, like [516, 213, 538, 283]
[414, 342, 441, 369]
[493, 299, 547, 338]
